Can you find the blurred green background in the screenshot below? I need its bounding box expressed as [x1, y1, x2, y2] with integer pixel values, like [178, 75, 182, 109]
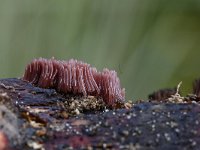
[0, 0, 200, 100]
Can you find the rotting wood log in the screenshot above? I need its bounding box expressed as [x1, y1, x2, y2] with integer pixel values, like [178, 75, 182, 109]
[0, 78, 200, 150]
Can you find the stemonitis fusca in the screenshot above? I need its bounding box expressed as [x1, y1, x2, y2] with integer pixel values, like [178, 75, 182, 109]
[22, 58, 125, 107]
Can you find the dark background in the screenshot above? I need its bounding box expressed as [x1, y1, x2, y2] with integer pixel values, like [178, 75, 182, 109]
[0, 0, 200, 100]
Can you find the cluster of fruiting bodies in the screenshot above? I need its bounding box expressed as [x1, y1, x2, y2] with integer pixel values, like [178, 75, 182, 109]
[23, 58, 125, 107]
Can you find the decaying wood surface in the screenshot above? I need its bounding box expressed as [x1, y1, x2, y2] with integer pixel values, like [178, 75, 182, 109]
[0, 78, 200, 150]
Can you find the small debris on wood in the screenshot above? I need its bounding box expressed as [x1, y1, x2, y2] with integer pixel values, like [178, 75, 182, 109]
[167, 82, 185, 103]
